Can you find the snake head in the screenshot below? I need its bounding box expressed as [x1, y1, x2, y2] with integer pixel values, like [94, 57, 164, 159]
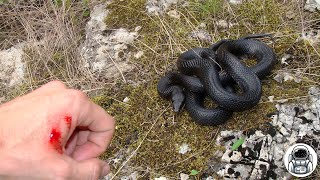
[171, 87, 185, 112]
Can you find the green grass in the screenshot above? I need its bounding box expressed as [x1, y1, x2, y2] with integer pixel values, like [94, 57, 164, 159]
[190, 0, 223, 17]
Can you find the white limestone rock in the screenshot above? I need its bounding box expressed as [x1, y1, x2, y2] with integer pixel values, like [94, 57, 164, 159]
[304, 0, 320, 12]
[80, 4, 137, 79]
[0, 43, 25, 87]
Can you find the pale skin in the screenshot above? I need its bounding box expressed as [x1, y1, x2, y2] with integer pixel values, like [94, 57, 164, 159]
[0, 81, 115, 180]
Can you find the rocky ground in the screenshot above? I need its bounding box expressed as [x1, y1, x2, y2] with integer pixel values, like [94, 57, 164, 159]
[1, 0, 320, 179]
[213, 87, 320, 179]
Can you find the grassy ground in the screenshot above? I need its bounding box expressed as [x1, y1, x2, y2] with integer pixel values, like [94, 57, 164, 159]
[1, 0, 320, 179]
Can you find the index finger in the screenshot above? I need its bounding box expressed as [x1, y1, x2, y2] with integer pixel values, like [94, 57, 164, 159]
[68, 90, 115, 161]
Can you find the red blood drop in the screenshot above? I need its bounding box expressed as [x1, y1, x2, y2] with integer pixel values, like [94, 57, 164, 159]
[64, 115, 72, 130]
[49, 128, 63, 154]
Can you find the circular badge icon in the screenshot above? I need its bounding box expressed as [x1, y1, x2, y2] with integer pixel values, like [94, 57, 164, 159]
[283, 143, 317, 177]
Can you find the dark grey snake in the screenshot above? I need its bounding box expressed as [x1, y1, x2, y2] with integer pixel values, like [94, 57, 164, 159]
[157, 34, 276, 126]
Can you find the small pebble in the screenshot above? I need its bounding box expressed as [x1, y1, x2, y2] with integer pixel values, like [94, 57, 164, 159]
[135, 26, 142, 32]
[134, 51, 144, 59]
[123, 97, 130, 103]
[180, 173, 189, 180]
[167, 10, 180, 19]
[179, 143, 191, 154]
[268, 96, 274, 102]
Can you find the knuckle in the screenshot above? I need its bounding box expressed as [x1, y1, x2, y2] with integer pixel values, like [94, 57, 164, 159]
[88, 161, 102, 179]
[53, 161, 73, 179]
[96, 147, 106, 156]
[48, 80, 66, 88]
[59, 89, 88, 107]
[59, 89, 89, 111]
[66, 89, 88, 101]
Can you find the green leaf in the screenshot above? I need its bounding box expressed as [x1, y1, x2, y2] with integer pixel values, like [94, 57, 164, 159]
[231, 137, 245, 151]
[83, 9, 90, 17]
[190, 169, 199, 176]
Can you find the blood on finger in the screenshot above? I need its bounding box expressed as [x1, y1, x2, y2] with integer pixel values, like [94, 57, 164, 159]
[64, 115, 72, 130]
[49, 128, 63, 154]
[48, 114, 73, 154]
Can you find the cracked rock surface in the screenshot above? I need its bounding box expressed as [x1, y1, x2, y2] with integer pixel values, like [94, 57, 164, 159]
[305, 0, 320, 12]
[80, 4, 138, 79]
[212, 87, 320, 179]
[0, 43, 25, 87]
[146, 0, 187, 15]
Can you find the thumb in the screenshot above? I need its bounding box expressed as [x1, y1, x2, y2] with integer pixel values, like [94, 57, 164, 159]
[73, 158, 110, 180]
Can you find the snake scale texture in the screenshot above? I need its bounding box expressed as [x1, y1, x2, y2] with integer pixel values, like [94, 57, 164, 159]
[157, 34, 277, 126]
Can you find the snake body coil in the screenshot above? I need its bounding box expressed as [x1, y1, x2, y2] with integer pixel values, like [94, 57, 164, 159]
[157, 35, 276, 126]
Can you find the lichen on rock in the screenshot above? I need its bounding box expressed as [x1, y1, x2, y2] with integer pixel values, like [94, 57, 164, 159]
[305, 0, 320, 12]
[80, 4, 138, 80]
[0, 43, 25, 87]
[146, 0, 187, 15]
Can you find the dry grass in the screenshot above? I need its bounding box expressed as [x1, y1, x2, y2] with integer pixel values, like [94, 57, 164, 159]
[1, 0, 320, 179]
[0, 0, 116, 100]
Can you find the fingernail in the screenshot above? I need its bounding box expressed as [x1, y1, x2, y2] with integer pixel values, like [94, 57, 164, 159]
[102, 164, 110, 176]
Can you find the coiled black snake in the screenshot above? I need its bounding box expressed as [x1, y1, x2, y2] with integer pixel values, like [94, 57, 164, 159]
[157, 34, 276, 126]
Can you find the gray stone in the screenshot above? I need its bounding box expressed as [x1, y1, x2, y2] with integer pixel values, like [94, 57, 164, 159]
[146, 0, 187, 15]
[189, 30, 212, 42]
[80, 4, 137, 80]
[0, 43, 25, 87]
[304, 0, 320, 12]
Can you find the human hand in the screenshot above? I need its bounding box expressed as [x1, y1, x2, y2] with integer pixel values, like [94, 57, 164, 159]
[0, 81, 115, 180]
